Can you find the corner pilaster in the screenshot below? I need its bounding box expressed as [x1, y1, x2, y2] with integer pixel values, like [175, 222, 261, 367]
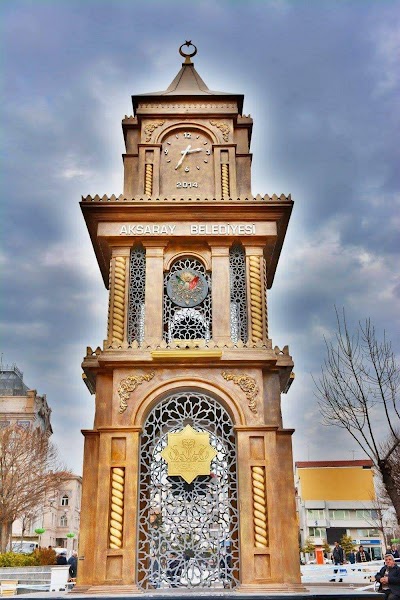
[107, 248, 130, 346]
[209, 243, 231, 344]
[244, 245, 267, 343]
[143, 242, 167, 346]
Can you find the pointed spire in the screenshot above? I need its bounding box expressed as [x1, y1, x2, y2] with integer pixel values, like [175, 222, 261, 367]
[132, 42, 244, 112]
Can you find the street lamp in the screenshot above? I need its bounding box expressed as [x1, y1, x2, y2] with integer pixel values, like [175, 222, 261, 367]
[34, 528, 45, 548]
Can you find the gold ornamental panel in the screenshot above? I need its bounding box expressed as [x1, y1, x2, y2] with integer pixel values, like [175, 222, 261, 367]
[161, 424, 217, 483]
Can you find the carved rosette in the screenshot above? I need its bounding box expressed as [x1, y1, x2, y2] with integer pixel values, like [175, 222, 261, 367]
[221, 371, 258, 414]
[112, 257, 127, 343]
[209, 120, 230, 142]
[109, 467, 125, 549]
[252, 466, 268, 548]
[143, 120, 165, 142]
[118, 372, 155, 413]
[249, 255, 263, 341]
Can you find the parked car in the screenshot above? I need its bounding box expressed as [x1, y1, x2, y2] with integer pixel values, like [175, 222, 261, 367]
[11, 542, 37, 554]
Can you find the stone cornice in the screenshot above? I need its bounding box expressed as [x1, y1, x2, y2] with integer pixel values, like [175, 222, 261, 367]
[81, 193, 292, 203]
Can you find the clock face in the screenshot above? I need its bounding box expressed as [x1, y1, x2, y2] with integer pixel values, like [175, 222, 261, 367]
[160, 129, 214, 196]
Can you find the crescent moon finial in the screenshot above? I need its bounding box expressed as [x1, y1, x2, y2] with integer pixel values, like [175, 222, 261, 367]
[179, 41, 197, 64]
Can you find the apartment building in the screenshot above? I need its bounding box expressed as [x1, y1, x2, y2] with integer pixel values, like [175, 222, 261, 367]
[296, 460, 383, 559]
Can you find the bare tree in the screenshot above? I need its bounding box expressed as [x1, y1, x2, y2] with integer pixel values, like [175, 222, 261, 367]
[361, 483, 396, 551]
[0, 424, 70, 552]
[313, 310, 400, 525]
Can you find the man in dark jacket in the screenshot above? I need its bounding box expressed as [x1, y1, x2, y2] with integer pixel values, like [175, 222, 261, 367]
[56, 551, 68, 565]
[332, 541, 345, 565]
[348, 550, 356, 564]
[356, 545, 371, 562]
[375, 553, 400, 599]
[68, 551, 78, 579]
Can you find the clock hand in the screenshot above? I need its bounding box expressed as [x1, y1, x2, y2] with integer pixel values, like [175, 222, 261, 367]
[175, 144, 191, 169]
[182, 147, 203, 154]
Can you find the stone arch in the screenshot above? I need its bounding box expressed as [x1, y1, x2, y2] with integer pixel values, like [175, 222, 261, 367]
[132, 376, 246, 428]
[157, 122, 218, 145]
[164, 249, 211, 272]
[136, 384, 241, 590]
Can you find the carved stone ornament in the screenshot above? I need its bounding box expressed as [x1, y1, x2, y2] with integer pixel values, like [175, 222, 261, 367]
[209, 120, 230, 142]
[144, 120, 165, 142]
[221, 371, 259, 414]
[160, 424, 217, 484]
[118, 372, 155, 413]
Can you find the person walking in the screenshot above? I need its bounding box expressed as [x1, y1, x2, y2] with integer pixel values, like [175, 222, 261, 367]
[68, 551, 78, 579]
[332, 541, 345, 565]
[330, 542, 345, 583]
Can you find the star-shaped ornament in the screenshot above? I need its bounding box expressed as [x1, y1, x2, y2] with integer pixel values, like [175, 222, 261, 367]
[161, 425, 217, 484]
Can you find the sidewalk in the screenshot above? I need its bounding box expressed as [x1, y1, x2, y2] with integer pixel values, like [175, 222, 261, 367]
[14, 583, 376, 599]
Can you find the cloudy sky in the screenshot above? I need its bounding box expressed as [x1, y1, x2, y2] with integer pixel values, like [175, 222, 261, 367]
[1, 0, 399, 474]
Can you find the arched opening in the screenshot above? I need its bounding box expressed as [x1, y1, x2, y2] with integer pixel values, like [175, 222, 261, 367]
[137, 389, 239, 589]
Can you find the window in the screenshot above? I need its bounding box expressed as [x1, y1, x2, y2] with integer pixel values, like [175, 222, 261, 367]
[357, 529, 380, 538]
[356, 509, 378, 519]
[329, 509, 352, 520]
[61, 495, 69, 507]
[0, 421, 10, 429]
[307, 509, 325, 520]
[229, 244, 248, 343]
[60, 515, 68, 527]
[17, 420, 30, 429]
[309, 527, 327, 538]
[128, 245, 146, 345]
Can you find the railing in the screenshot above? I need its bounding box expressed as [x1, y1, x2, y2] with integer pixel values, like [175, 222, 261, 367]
[301, 560, 383, 589]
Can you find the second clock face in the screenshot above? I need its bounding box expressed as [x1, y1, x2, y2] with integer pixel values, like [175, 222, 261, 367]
[160, 129, 213, 196]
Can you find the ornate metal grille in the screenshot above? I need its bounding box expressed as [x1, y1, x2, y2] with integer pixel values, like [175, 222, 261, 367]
[163, 257, 212, 342]
[137, 391, 239, 590]
[229, 243, 248, 343]
[128, 246, 146, 345]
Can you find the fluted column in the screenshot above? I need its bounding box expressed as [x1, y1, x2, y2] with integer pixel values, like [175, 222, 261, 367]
[107, 248, 130, 346]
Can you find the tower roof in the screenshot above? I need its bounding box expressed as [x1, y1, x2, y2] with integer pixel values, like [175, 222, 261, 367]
[132, 41, 244, 114]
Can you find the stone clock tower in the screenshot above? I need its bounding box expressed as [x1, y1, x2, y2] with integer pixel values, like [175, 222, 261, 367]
[78, 42, 302, 593]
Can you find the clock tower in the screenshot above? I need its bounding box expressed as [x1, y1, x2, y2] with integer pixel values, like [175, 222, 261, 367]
[78, 42, 302, 593]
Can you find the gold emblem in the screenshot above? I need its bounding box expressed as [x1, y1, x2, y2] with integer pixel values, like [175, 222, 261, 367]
[161, 425, 217, 484]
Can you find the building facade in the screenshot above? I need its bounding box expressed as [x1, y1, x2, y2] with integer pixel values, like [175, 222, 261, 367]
[0, 364, 81, 553]
[296, 460, 384, 560]
[78, 42, 302, 593]
[12, 475, 82, 553]
[0, 363, 52, 435]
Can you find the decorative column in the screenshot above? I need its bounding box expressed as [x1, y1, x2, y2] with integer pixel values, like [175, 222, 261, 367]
[244, 246, 267, 344]
[107, 248, 130, 347]
[209, 243, 231, 344]
[138, 144, 161, 198]
[213, 146, 237, 199]
[142, 242, 167, 347]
